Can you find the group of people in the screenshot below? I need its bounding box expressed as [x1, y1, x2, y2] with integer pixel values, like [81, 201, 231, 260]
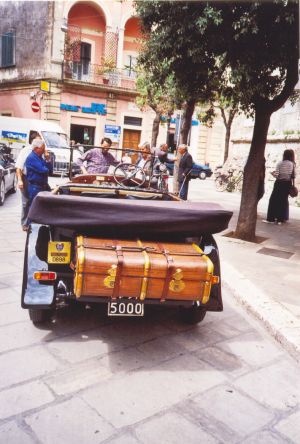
[15, 134, 196, 231]
[76, 139, 194, 200]
[264, 149, 296, 225]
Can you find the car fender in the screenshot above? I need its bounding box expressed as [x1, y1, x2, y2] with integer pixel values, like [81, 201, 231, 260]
[200, 234, 223, 311]
[21, 224, 55, 308]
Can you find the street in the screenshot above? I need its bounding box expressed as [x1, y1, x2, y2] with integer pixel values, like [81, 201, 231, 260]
[0, 180, 300, 443]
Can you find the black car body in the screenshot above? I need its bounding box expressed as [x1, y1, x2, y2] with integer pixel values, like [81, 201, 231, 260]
[0, 144, 17, 205]
[21, 174, 232, 326]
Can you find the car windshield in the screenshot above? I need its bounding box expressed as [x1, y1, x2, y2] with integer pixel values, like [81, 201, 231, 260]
[42, 131, 69, 149]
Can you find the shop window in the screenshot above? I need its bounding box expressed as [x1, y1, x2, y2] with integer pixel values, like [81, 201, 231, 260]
[124, 116, 142, 126]
[0, 31, 15, 68]
[70, 124, 95, 147]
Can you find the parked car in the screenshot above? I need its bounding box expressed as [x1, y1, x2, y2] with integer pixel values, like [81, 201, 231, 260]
[165, 155, 213, 180]
[0, 144, 17, 206]
[21, 150, 232, 326]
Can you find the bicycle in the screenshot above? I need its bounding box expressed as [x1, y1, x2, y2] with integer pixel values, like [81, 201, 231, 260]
[215, 168, 243, 192]
[113, 157, 169, 192]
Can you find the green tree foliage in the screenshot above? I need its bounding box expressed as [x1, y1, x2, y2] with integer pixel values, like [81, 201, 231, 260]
[136, 0, 299, 241]
[135, 69, 177, 147]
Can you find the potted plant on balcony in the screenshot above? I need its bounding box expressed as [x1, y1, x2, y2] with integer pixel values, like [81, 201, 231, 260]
[97, 58, 117, 85]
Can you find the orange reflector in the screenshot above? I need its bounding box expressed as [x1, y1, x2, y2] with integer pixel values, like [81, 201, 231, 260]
[33, 271, 57, 281]
[211, 275, 220, 285]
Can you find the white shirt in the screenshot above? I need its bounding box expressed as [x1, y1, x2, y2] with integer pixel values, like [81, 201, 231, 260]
[274, 160, 294, 181]
[15, 145, 32, 175]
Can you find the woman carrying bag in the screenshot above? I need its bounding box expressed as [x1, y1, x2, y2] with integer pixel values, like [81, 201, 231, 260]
[263, 149, 296, 225]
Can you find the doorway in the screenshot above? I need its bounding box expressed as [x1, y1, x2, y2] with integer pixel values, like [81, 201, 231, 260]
[70, 124, 95, 146]
[122, 129, 141, 150]
[122, 129, 141, 163]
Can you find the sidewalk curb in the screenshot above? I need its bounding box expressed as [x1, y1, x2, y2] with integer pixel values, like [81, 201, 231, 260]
[222, 262, 300, 362]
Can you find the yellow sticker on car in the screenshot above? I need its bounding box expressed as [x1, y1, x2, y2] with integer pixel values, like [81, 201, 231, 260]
[47, 242, 71, 264]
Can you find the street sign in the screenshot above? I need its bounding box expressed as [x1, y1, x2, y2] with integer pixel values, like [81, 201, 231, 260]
[40, 80, 50, 92]
[104, 125, 121, 143]
[31, 101, 40, 113]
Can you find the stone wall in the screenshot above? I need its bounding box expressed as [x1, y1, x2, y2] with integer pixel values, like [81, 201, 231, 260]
[0, 1, 52, 83]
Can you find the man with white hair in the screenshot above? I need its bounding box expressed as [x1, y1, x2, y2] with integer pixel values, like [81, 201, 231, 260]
[178, 144, 193, 200]
[15, 133, 41, 231]
[25, 139, 53, 214]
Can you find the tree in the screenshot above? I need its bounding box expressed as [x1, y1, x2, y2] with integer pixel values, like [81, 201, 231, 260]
[136, 0, 299, 241]
[136, 1, 219, 145]
[216, 1, 299, 240]
[198, 95, 238, 164]
[135, 70, 176, 147]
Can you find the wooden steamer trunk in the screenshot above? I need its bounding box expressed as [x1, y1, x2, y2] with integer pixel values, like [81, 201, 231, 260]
[74, 237, 219, 303]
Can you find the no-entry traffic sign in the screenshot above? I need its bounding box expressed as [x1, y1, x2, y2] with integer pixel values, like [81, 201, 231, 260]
[31, 101, 40, 113]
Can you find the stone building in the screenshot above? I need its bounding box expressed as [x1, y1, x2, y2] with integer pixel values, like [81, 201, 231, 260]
[0, 0, 170, 150]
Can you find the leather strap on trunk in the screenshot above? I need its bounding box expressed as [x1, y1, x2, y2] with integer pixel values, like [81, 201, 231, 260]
[111, 242, 124, 300]
[158, 243, 174, 302]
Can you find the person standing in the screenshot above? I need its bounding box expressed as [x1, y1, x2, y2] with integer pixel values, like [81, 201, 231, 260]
[263, 149, 296, 224]
[76, 137, 118, 174]
[15, 133, 41, 231]
[25, 139, 53, 212]
[178, 144, 193, 200]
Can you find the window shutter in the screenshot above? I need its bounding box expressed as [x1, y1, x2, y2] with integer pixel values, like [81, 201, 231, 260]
[1, 32, 15, 67]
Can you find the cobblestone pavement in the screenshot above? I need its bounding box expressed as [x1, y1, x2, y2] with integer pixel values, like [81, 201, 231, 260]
[0, 185, 300, 443]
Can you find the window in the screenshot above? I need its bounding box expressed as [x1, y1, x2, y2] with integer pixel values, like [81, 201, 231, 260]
[72, 42, 91, 80]
[0, 31, 16, 68]
[42, 132, 69, 149]
[124, 55, 137, 78]
[124, 116, 142, 126]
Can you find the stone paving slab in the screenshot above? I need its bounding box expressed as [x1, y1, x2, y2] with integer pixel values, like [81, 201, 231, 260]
[0, 421, 35, 444]
[191, 384, 274, 438]
[234, 358, 300, 411]
[0, 346, 60, 390]
[0, 302, 29, 326]
[0, 381, 54, 420]
[44, 358, 112, 396]
[134, 411, 218, 444]
[215, 330, 284, 368]
[274, 410, 300, 443]
[25, 397, 115, 444]
[82, 354, 226, 429]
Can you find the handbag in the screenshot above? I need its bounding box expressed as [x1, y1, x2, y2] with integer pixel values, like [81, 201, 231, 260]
[289, 165, 298, 198]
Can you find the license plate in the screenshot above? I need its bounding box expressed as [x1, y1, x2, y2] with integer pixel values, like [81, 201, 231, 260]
[47, 241, 71, 264]
[108, 301, 144, 317]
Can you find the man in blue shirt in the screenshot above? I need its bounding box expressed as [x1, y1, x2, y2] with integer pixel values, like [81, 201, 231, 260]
[25, 139, 53, 209]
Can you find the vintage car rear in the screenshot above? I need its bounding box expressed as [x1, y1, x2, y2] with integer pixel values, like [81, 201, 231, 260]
[21, 175, 232, 325]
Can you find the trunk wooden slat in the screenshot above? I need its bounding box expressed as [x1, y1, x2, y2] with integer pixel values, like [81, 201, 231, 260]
[73, 237, 217, 303]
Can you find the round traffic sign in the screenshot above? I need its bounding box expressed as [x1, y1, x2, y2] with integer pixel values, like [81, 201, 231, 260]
[31, 101, 40, 113]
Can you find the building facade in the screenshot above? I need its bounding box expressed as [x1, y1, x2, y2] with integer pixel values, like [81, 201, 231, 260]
[0, 0, 170, 151]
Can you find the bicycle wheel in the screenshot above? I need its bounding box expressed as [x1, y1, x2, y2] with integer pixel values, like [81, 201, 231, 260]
[215, 177, 227, 192]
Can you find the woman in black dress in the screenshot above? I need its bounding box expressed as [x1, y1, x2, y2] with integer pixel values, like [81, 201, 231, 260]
[264, 149, 295, 225]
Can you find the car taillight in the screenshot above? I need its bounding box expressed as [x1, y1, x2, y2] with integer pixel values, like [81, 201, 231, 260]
[33, 271, 57, 281]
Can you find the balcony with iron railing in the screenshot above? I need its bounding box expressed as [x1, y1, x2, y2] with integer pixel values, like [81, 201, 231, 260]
[63, 60, 137, 90]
